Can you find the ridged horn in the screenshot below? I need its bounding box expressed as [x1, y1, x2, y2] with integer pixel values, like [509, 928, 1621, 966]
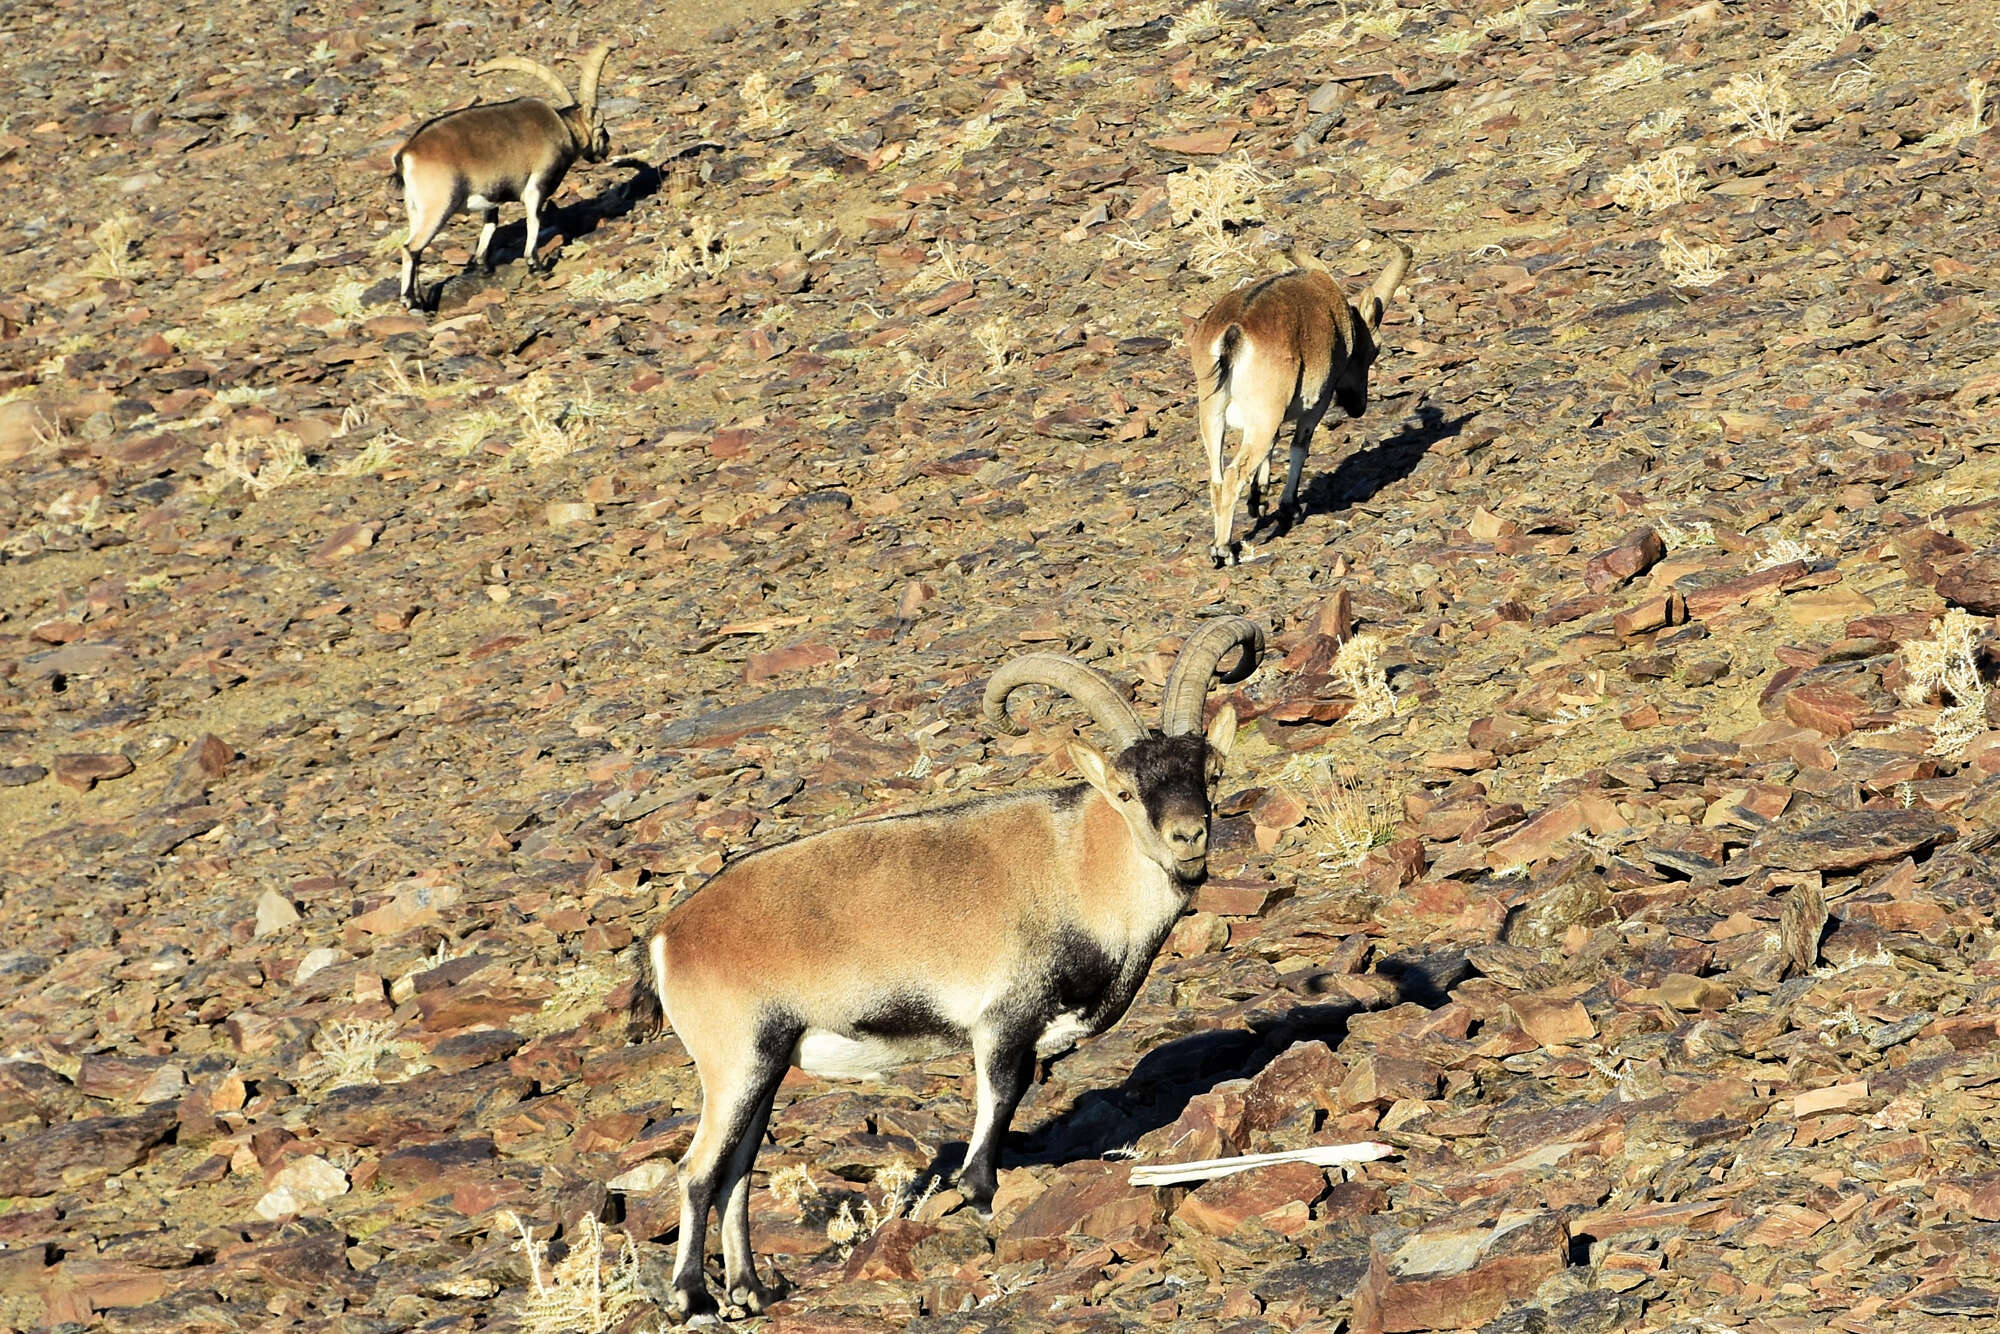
[1284, 244, 1331, 277]
[1160, 617, 1264, 736]
[474, 56, 576, 107]
[577, 42, 611, 113]
[984, 654, 1148, 754]
[1368, 241, 1413, 309]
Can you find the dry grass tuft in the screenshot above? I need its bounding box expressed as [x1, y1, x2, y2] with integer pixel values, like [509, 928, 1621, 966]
[738, 72, 789, 131]
[770, 1159, 936, 1257]
[1592, 52, 1676, 93]
[1606, 147, 1704, 211]
[1916, 78, 1991, 151]
[331, 434, 404, 478]
[202, 433, 312, 496]
[1626, 107, 1688, 142]
[1659, 229, 1726, 287]
[1753, 533, 1818, 569]
[304, 1019, 402, 1092]
[1781, 0, 1873, 61]
[1293, 0, 1421, 48]
[1298, 761, 1399, 869]
[1332, 633, 1396, 725]
[82, 213, 146, 281]
[505, 375, 604, 465]
[1900, 609, 1990, 757]
[974, 316, 1016, 378]
[1168, 1, 1231, 47]
[504, 1212, 650, 1334]
[1167, 157, 1272, 277]
[1715, 70, 1800, 143]
[973, 0, 1040, 54]
[519, 956, 626, 1036]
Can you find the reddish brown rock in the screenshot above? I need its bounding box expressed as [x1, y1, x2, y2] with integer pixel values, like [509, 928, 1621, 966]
[745, 642, 840, 682]
[843, 1217, 938, 1282]
[0, 1105, 178, 1197]
[1933, 548, 2000, 614]
[1242, 1041, 1347, 1135]
[312, 521, 378, 563]
[1752, 809, 1958, 873]
[1338, 1056, 1443, 1109]
[1782, 683, 1876, 738]
[996, 1160, 1154, 1263]
[1174, 1161, 1328, 1236]
[1585, 527, 1665, 592]
[52, 752, 134, 791]
[1354, 1211, 1570, 1333]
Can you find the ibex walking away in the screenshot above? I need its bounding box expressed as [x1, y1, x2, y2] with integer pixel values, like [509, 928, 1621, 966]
[1192, 241, 1412, 565]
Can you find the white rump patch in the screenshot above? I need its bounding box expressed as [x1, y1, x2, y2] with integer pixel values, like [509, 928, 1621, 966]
[1035, 1012, 1092, 1058]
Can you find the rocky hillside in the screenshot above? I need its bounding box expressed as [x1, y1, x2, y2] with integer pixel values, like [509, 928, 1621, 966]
[3, 0, 1999, 1330]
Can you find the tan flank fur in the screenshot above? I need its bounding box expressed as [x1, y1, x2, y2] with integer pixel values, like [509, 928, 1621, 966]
[392, 43, 614, 311]
[1190, 241, 1413, 565]
[627, 619, 1265, 1322]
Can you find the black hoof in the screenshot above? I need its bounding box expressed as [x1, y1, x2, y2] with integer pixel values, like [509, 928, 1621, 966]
[668, 1281, 719, 1325]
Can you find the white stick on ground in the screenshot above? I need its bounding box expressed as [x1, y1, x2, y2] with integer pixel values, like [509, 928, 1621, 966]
[1127, 1141, 1397, 1187]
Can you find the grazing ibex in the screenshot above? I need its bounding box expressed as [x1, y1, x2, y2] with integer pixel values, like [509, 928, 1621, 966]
[627, 618, 1265, 1321]
[1192, 241, 1413, 565]
[392, 43, 613, 310]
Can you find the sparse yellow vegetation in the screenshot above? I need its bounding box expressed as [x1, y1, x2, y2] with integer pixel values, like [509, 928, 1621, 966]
[1626, 107, 1689, 142]
[1916, 78, 1991, 151]
[1298, 760, 1398, 869]
[1606, 147, 1704, 211]
[503, 1212, 649, 1334]
[739, 72, 789, 131]
[1660, 229, 1726, 287]
[1715, 69, 1800, 143]
[1900, 609, 1990, 757]
[972, 0, 1039, 54]
[974, 316, 1016, 377]
[1167, 157, 1271, 278]
[202, 433, 313, 496]
[82, 213, 146, 281]
[303, 1019, 402, 1091]
[1168, 1, 1230, 47]
[1593, 52, 1676, 93]
[507, 374, 603, 466]
[1781, 0, 1873, 62]
[1332, 633, 1395, 725]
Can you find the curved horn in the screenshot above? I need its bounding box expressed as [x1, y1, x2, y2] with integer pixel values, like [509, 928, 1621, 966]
[1284, 244, 1331, 277]
[577, 42, 612, 113]
[474, 56, 576, 107]
[1368, 240, 1413, 308]
[1160, 617, 1265, 736]
[984, 654, 1148, 754]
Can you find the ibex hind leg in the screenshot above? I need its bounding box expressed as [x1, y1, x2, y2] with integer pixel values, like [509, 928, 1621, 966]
[717, 1059, 793, 1316]
[669, 1022, 798, 1322]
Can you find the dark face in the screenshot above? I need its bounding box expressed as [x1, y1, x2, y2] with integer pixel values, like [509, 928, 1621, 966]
[1336, 319, 1378, 419]
[587, 124, 611, 163]
[1116, 733, 1221, 883]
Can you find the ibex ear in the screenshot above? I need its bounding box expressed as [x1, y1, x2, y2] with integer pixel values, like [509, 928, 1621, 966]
[1360, 294, 1387, 331]
[1070, 741, 1134, 804]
